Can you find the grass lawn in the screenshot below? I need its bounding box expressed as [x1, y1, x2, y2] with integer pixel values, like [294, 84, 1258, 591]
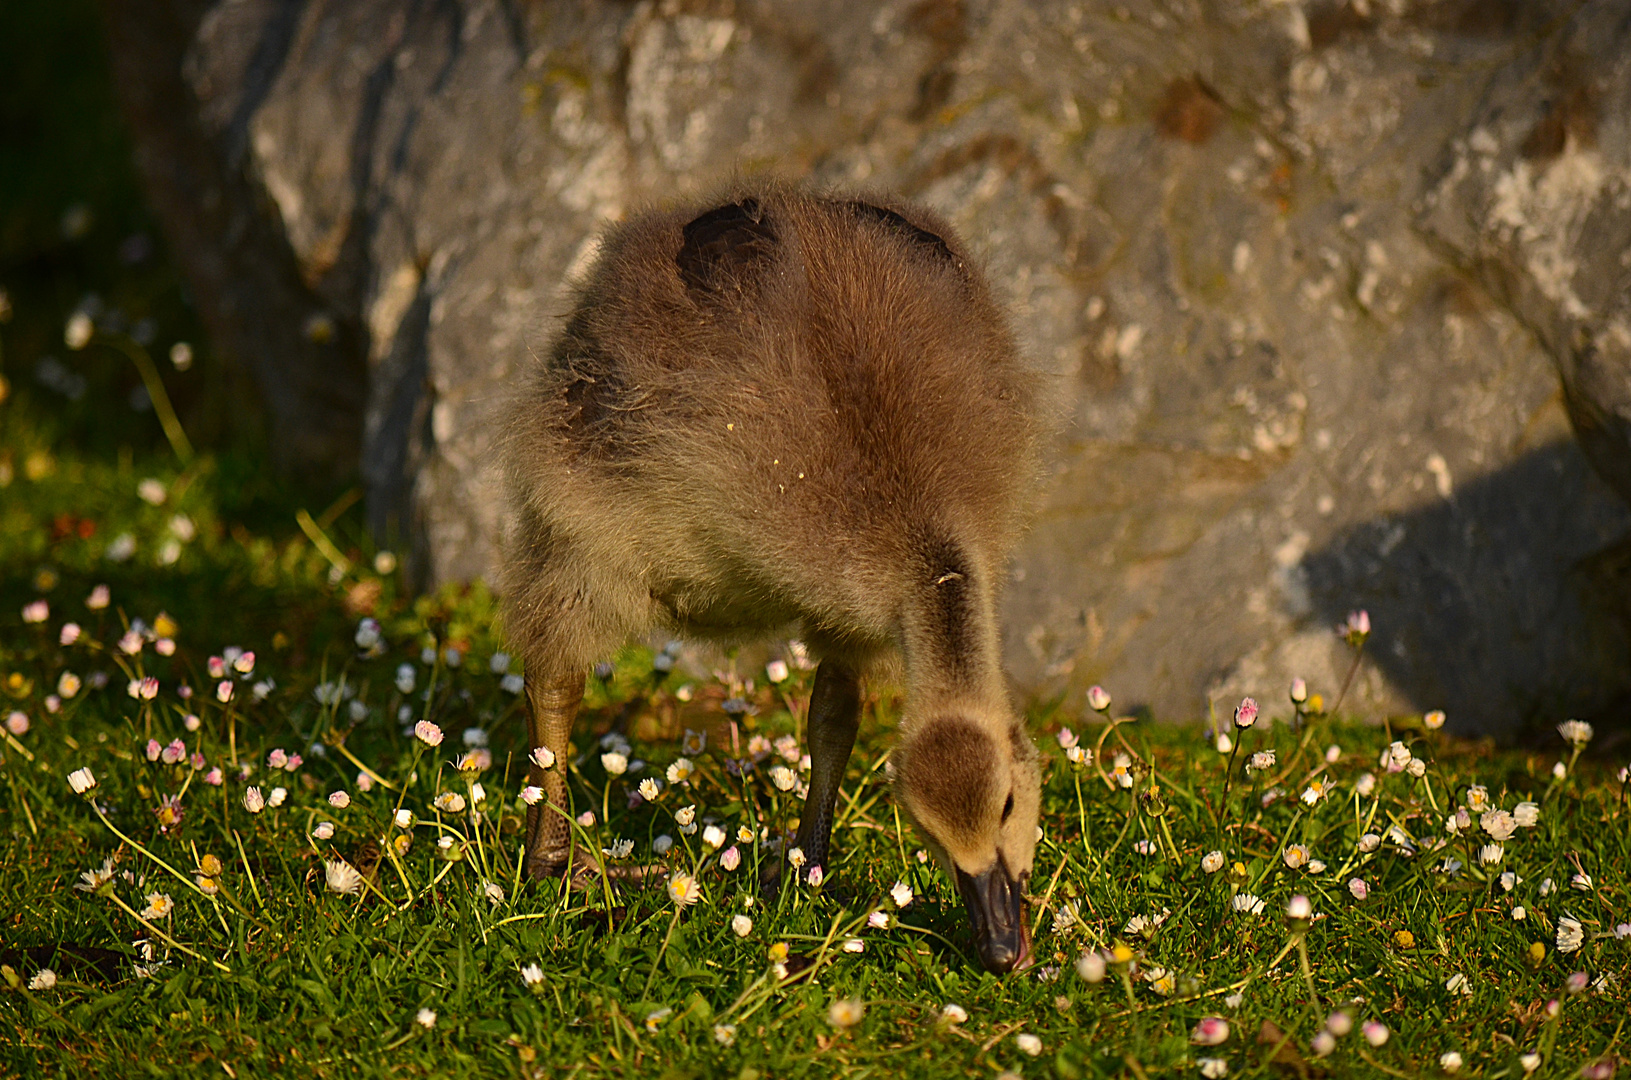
[1, 5, 1626, 1072]
[1, 408, 1628, 1079]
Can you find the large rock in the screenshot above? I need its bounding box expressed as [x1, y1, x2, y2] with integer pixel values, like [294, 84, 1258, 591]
[137, 0, 1631, 731]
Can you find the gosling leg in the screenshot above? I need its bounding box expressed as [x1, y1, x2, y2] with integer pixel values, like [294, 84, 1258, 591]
[793, 660, 862, 878]
[524, 669, 585, 880]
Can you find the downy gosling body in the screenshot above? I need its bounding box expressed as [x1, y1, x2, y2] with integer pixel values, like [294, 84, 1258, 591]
[500, 185, 1041, 972]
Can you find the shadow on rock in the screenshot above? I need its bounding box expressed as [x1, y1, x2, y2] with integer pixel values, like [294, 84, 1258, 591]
[1302, 439, 1630, 738]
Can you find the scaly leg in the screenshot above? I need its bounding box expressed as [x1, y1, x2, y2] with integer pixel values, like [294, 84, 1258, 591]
[524, 669, 585, 880]
[794, 660, 862, 877]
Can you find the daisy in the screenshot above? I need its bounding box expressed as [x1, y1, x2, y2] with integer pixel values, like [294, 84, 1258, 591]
[325, 861, 363, 895]
[1556, 915, 1584, 953]
[1231, 893, 1265, 916]
[140, 892, 174, 920]
[667, 871, 702, 907]
[1557, 719, 1593, 747]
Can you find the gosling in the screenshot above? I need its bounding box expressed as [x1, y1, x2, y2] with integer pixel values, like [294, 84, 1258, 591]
[499, 185, 1042, 973]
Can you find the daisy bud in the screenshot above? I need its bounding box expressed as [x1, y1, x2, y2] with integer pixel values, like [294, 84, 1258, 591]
[208, 656, 226, 678]
[1014, 1033, 1042, 1056]
[807, 865, 825, 887]
[638, 778, 660, 801]
[243, 787, 265, 813]
[267, 786, 287, 808]
[1310, 1031, 1336, 1058]
[1289, 677, 1308, 704]
[1215, 732, 1233, 754]
[1087, 685, 1111, 713]
[530, 746, 556, 771]
[576, 809, 595, 828]
[67, 767, 97, 794]
[59, 622, 81, 646]
[702, 824, 726, 850]
[1076, 950, 1107, 983]
[519, 785, 544, 806]
[828, 999, 865, 1029]
[1424, 709, 1445, 730]
[145, 739, 162, 761]
[601, 751, 628, 776]
[889, 880, 913, 907]
[1190, 1017, 1230, 1046]
[395, 809, 414, 828]
[1233, 697, 1258, 728]
[328, 791, 350, 808]
[216, 680, 233, 703]
[765, 659, 789, 683]
[1439, 1051, 1463, 1073]
[1355, 772, 1376, 797]
[1362, 1021, 1388, 1047]
[720, 845, 741, 871]
[1285, 894, 1313, 924]
[1348, 878, 1369, 900]
[1201, 851, 1224, 873]
[1325, 1011, 1353, 1036]
[413, 720, 443, 747]
[519, 963, 544, 989]
[731, 913, 752, 937]
[233, 651, 255, 675]
[940, 1003, 969, 1025]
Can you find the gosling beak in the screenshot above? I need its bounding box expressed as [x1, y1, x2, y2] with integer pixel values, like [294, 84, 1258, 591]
[955, 857, 1031, 973]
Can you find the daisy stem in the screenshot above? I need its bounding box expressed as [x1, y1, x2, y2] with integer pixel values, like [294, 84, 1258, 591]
[1329, 639, 1366, 718]
[90, 801, 209, 899]
[639, 906, 682, 1003]
[1073, 771, 1092, 862]
[1294, 932, 1321, 1012]
[106, 892, 229, 972]
[1219, 737, 1242, 831]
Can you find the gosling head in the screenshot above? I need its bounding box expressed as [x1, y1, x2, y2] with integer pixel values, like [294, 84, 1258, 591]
[892, 714, 1041, 973]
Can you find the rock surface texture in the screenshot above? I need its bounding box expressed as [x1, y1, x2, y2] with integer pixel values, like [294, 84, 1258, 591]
[126, 0, 1631, 732]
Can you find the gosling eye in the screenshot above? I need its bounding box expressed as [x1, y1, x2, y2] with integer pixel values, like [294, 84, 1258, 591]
[1001, 791, 1014, 823]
